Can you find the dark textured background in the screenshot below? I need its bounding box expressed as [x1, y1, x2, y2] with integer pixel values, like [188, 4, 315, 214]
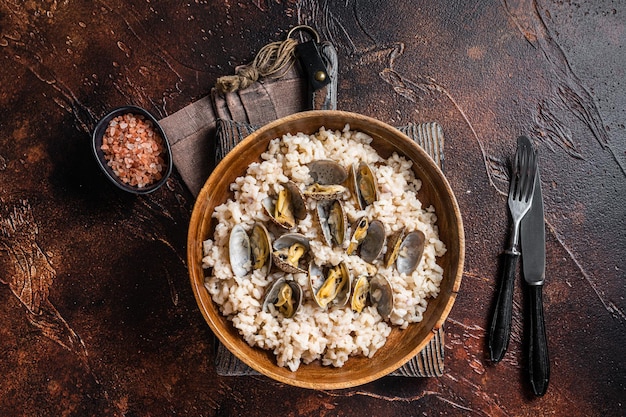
[0, 1, 624, 416]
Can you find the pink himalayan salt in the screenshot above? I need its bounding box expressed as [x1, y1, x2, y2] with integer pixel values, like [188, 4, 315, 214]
[100, 113, 166, 188]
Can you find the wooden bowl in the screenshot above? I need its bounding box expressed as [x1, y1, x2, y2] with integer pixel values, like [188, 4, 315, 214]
[187, 110, 464, 389]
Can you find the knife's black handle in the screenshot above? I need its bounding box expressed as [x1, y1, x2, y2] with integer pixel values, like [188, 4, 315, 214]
[489, 250, 518, 363]
[528, 285, 550, 396]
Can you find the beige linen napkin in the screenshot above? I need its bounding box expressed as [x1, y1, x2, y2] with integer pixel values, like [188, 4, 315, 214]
[159, 64, 446, 378]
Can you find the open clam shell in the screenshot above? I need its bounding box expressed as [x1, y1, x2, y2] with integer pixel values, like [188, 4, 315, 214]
[352, 161, 379, 210]
[383, 227, 406, 268]
[316, 199, 347, 247]
[350, 275, 370, 313]
[283, 181, 307, 221]
[308, 160, 348, 185]
[262, 181, 306, 230]
[262, 278, 303, 319]
[369, 274, 394, 320]
[229, 224, 252, 278]
[359, 219, 385, 263]
[396, 230, 426, 275]
[250, 222, 272, 273]
[271, 233, 310, 274]
[311, 261, 351, 309]
[347, 216, 369, 255]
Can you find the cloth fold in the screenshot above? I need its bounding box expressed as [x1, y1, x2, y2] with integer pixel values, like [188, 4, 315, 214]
[159, 68, 307, 196]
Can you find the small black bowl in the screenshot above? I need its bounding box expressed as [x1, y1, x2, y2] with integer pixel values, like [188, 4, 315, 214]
[92, 105, 172, 194]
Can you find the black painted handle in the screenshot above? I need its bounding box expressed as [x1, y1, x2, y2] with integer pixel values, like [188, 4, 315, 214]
[489, 250, 519, 363]
[528, 285, 550, 396]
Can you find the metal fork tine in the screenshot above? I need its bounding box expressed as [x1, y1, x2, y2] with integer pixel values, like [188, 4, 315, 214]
[523, 145, 537, 203]
[518, 146, 528, 201]
[516, 148, 525, 200]
[511, 148, 521, 199]
[519, 141, 534, 202]
[529, 149, 537, 197]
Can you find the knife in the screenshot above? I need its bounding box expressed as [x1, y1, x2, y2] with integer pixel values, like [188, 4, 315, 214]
[520, 164, 550, 396]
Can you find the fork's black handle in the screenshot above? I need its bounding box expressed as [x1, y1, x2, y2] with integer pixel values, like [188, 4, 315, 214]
[528, 284, 550, 396]
[489, 249, 518, 362]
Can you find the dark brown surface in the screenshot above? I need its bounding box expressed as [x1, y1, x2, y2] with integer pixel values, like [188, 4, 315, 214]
[0, 1, 623, 416]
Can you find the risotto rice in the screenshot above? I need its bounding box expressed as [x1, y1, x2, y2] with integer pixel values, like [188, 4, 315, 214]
[202, 125, 446, 371]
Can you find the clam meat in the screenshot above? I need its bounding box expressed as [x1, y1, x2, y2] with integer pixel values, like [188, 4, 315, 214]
[262, 181, 306, 230]
[312, 261, 351, 309]
[250, 223, 272, 271]
[274, 188, 295, 228]
[262, 278, 302, 319]
[383, 227, 406, 268]
[283, 181, 307, 220]
[303, 183, 348, 200]
[272, 233, 310, 274]
[352, 162, 379, 209]
[351, 275, 370, 313]
[347, 217, 369, 255]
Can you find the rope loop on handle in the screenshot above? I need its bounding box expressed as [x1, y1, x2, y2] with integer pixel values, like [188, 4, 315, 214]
[215, 25, 321, 94]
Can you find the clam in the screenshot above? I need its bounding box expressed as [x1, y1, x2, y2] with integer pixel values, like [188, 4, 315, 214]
[303, 183, 348, 200]
[351, 275, 370, 313]
[305, 160, 349, 200]
[262, 278, 303, 318]
[396, 230, 426, 275]
[311, 261, 351, 309]
[352, 162, 378, 209]
[262, 181, 306, 230]
[383, 227, 406, 268]
[316, 199, 347, 247]
[369, 274, 394, 320]
[250, 223, 272, 271]
[359, 219, 385, 263]
[283, 181, 307, 220]
[308, 159, 348, 185]
[271, 233, 310, 274]
[229, 223, 272, 277]
[347, 216, 369, 255]
[384, 228, 426, 274]
[229, 224, 251, 278]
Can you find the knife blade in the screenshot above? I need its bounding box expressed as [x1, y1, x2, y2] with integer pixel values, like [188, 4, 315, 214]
[520, 165, 550, 396]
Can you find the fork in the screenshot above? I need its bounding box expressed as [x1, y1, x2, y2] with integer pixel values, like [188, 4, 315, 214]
[489, 136, 537, 363]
